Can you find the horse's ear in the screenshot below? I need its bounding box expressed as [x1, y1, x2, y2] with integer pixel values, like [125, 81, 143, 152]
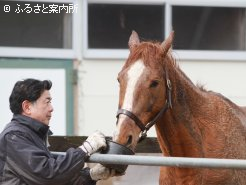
[161, 31, 174, 54]
[129, 30, 140, 51]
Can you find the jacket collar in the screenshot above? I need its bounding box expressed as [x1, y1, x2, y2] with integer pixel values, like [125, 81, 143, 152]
[12, 114, 52, 138]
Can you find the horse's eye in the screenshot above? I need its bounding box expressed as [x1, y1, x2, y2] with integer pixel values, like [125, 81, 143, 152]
[150, 80, 159, 88]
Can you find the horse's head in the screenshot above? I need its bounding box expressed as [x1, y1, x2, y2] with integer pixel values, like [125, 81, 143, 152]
[113, 31, 174, 151]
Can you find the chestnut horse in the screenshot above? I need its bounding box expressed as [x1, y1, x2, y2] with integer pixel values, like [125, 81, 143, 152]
[113, 31, 246, 185]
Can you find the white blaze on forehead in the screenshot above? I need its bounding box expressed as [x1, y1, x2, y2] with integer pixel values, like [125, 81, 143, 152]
[122, 60, 145, 110]
[113, 60, 145, 141]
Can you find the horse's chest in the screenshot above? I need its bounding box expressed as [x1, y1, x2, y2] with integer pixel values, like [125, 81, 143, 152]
[159, 168, 245, 185]
[159, 167, 201, 185]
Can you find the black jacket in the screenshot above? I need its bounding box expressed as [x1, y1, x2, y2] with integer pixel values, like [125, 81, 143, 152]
[0, 114, 96, 185]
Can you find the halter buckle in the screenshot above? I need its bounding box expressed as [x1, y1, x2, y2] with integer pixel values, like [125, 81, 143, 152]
[167, 79, 172, 90]
[138, 130, 147, 143]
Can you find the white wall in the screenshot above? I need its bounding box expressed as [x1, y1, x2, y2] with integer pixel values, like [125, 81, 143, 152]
[0, 68, 66, 135]
[77, 60, 122, 136]
[78, 58, 246, 137]
[180, 60, 246, 106]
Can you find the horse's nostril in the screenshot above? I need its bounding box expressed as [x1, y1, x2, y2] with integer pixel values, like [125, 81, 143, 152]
[126, 135, 132, 146]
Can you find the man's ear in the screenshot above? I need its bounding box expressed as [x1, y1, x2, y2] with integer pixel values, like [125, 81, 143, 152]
[22, 100, 31, 115]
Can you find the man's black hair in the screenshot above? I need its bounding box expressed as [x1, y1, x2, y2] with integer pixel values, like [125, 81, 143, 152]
[9, 78, 52, 114]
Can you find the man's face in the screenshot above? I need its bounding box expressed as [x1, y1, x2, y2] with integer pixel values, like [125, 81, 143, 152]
[28, 90, 53, 125]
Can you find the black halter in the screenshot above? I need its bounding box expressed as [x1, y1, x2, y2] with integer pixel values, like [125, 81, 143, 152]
[116, 69, 172, 142]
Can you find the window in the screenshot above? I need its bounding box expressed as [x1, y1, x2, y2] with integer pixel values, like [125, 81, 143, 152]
[1, 0, 246, 60]
[88, 4, 164, 49]
[0, 0, 77, 59]
[0, 1, 72, 49]
[173, 6, 246, 50]
[84, 0, 246, 60]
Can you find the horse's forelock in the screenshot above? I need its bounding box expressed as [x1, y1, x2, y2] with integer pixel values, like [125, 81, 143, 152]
[126, 42, 177, 70]
[126, 42, 163, 66]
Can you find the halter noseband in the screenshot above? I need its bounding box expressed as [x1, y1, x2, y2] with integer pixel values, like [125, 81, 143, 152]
[116, 69, 172, 142]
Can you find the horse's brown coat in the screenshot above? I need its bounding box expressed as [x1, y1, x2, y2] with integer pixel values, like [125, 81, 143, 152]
[114, 31, 246, 185]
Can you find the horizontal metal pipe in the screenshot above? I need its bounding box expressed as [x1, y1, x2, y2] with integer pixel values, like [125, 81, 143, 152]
[51, 152, 246, 169]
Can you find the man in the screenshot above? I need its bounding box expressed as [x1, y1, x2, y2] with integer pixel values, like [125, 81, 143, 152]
[0, 78, 115, 185]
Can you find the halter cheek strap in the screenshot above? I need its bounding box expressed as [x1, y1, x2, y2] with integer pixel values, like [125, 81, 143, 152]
[116, 68, 172, 141]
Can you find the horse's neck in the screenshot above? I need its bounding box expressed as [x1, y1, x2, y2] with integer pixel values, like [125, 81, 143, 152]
[171, 64, 206, 111]
[156, 61, 206, 157]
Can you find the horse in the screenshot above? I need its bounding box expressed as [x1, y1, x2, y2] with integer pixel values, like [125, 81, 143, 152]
[112, 31, 246, 185]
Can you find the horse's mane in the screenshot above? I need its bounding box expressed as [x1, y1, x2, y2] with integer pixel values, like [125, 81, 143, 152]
[196, 83, 207, 92]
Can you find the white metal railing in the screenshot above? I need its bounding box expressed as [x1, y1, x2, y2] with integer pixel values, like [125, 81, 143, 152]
[52, 152, 246, 169]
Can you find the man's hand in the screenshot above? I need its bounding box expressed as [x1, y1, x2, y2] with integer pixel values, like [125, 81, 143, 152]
[79, 131, 106, 156]
[90, 164, 116, 180]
